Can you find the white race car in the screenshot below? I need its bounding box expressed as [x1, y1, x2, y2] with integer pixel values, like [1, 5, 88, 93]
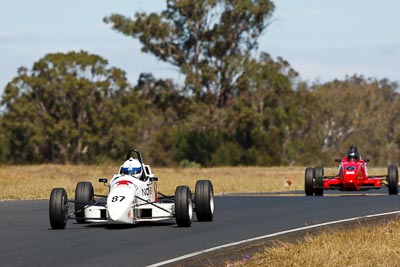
[49, 149, 214, 229]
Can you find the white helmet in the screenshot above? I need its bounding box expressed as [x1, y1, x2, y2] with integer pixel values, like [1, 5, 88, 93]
[120, 158, 142, 178]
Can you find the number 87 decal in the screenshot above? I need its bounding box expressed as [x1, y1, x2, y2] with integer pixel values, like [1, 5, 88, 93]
[111, 196, 126, 202]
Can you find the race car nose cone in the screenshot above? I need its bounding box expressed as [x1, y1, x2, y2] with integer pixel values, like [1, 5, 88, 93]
[107, 186, 135, 224]
[107, 202, 133, 224]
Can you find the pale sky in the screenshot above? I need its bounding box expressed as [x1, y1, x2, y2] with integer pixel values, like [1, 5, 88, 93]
[1, 0, 399, 94]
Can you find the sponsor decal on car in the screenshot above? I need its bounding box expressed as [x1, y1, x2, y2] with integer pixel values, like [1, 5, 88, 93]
[116, 180, 133, 186]
[142, 188, 149, 196]
[345, 166, 356, 171]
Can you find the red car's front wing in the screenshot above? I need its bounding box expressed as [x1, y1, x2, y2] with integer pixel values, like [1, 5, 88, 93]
[321, 175, 386, 191]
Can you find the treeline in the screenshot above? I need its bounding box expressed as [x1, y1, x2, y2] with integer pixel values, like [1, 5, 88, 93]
[0, 51, 398, 166]
[0, 0, 399, 166]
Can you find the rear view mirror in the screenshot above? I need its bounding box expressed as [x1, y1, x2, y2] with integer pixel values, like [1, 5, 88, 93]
[364, 158, 370, 162]
[334, 159, 341, 163]
[99, 178, 108, 184]
[149, 176, 158, 182]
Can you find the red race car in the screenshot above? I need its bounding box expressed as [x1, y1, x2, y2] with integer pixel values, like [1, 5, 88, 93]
[305, 145, 398, 196]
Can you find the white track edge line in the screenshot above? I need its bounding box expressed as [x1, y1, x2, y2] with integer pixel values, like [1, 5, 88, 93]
[147, 210, 400, 267]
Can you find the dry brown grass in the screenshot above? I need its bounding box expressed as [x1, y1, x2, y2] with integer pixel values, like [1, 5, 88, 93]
[233, 220, 400, 267]
[0, 165, 389, 200]
[0, 165, 312, 200]
[0, 164, 114, 199]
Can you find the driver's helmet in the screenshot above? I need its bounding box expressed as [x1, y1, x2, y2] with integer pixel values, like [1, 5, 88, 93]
[120, 158, 142, 178]
[347, 145, 360, 161]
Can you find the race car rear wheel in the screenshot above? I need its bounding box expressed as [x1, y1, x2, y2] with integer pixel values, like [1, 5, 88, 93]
[305, 167, 315, 196]
[49, 188, 68, 229]
[387, 166, 398, 195]
[194, 180, 214, 221]
[175, 186, 193, 227]
[75, 182, 94, 223]
[314, 166, 324, 196]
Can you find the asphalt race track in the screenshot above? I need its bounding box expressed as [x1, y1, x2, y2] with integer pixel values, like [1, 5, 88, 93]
[1, 191, 400, 267]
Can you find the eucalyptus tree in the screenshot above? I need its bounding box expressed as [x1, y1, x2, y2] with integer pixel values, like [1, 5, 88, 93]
[1, 51, 130, 163]
[104, 0, 275, 107]
[309, 75, 400, 165]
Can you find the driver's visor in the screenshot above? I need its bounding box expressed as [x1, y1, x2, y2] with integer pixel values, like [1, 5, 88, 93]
[121, 167, 141, 175]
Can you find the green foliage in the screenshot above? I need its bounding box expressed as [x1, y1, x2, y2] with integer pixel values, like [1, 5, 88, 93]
[211, 142, 243, 166]
[1, 53, 399, 166]
[1, 51, 133, 163]
[104, 0, 275, 107]
[174, 127, 222, 166]
[306, 75, 400, 165]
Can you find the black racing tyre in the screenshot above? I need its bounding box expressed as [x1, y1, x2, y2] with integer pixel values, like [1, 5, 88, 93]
[387, 166, 398, 195]
[314, 166, 324, 196]
[304, 167, 315, 196]
[314, 176, 324, 196]
[175, 186, 193, 227]
[194, 180, 214, 221]
[75, 182, 94, 223]
[314, 166, 324, 178]
[49, 188, 68, 229]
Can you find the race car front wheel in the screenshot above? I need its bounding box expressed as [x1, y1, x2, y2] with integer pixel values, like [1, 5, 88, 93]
[194, 180, 214, 221]
[314, 166, 324, 196]
[304, 167, 315, 196]
[75, 182, 94, 223]
[49, 188, 68, 230]
[175, 186, 193, 227]
[387, 166, 398, 195]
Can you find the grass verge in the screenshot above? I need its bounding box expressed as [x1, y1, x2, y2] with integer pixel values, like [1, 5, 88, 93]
[232, 219, 400, 267]
[0, 165, 321, 199]
[0, 165, 388, 199]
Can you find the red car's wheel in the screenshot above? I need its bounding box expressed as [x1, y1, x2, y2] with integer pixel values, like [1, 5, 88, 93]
[387, 166, 398, 195]
[314, 166, 324, 196]
[305, 167, 315, 196]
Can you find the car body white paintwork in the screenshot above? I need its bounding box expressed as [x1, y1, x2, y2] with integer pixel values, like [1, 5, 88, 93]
[84, 163, 175, 224]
